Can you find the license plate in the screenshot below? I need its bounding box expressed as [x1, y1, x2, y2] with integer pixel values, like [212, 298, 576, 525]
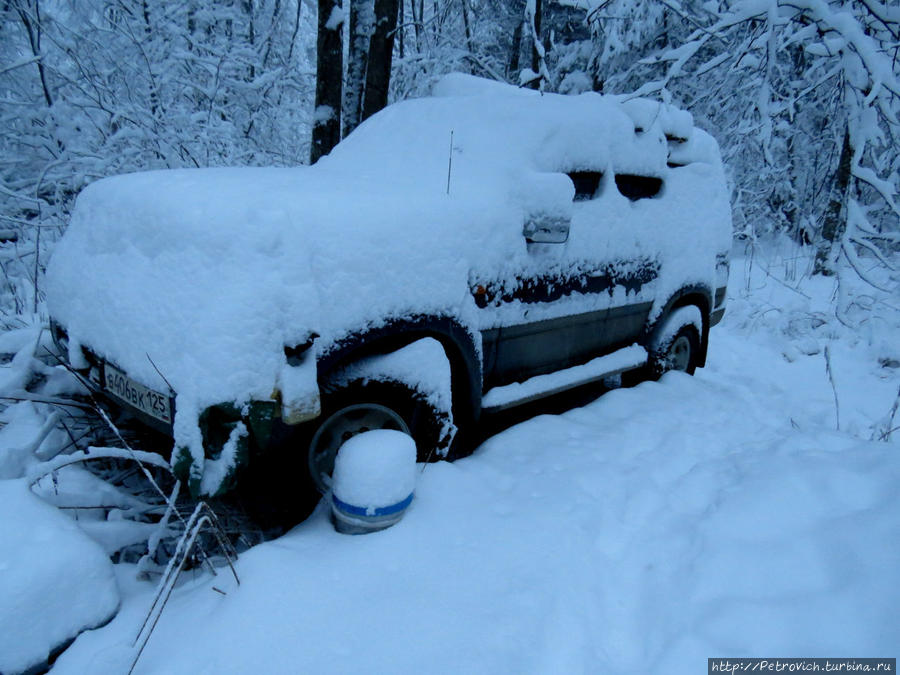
[103, 364, 172, 425]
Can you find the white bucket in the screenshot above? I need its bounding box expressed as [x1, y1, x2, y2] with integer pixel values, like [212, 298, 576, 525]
[330, 429, 416, 534]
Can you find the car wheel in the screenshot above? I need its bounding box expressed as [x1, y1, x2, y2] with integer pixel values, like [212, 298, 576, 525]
[308, 400, 410, 494]
[237, 381, 451, 533]
[650, 323, 700, 378]
[308, 379, 452, 491]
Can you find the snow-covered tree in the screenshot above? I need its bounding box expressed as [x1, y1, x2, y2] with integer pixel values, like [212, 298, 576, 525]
[1, 0, 315, 315]
[566, 0, 899, 316]
[312, 0, 344, 161]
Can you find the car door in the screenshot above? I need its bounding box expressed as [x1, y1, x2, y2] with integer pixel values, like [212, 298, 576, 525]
[476, 170, 660, 390]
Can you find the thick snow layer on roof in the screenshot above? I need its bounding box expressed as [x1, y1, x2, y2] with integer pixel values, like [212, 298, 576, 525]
[619, 97, 693, 140]
[46, 74, 730, 471]
[668, 128, 720, 166]
[327, 82, 668, 179]
[0, 480, 119, 674]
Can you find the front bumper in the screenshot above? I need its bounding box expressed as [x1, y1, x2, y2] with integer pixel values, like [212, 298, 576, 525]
[50, 318, 319, 497]
[50, 319, 176, 435]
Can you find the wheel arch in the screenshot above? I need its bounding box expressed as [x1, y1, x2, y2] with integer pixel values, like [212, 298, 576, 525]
[317, 315, 483, 434]
[646, 285, 713, 367]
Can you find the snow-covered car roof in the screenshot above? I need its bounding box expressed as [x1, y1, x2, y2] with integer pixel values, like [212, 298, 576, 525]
[326, 72, 718, 184]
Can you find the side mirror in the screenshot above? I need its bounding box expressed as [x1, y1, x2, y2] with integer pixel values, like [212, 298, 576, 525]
[523, 213, 570, 244]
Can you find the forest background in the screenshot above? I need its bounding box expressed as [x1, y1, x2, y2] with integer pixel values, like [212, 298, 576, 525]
[1, 7, 899, 670]
[1, 0, 898, 325]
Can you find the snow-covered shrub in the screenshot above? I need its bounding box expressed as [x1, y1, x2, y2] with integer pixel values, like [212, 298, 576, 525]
[0, 480, 119, 675]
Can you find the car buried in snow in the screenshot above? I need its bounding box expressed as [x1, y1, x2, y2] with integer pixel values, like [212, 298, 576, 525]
[46, 74, 731, 522]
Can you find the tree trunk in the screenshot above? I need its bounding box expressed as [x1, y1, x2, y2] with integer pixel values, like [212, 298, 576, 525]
[311, 0, 344, 163]
[287, 0, 301, 62]
[814, 126, 853, 275]
[523, 0, 543, 89]
[141, 0, 160, 118]
[398, 0, 404, 59]
[361, 0, 399, 122]
[530, 0, 542, 77]
[412, 0, 421, 52]
[14, 1, 53, 109]
[344, 0, 373, 137]
[507, 19, 523, 79]
[432, 0, 439, 40]
[461, 0, 472, 58]
[243, 0, 255, 82]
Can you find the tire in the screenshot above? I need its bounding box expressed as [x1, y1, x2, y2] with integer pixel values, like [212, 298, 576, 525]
[649, 323, 701, 378]
[310, 380, 449, 492]
[238, 379, 449, 531]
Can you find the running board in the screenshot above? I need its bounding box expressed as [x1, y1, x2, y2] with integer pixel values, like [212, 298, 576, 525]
[481, 344, 648, 413]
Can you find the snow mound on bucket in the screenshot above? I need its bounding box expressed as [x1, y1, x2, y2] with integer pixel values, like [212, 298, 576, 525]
[332, 430, 417, 511]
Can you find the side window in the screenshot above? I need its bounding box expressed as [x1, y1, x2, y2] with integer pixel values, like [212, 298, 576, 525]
[566, 171, 664, 202]
[615, 174, 663, 201]
[567, 171, 603, 201]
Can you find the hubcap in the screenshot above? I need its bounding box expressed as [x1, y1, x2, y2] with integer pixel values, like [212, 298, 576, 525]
[665, 334, 692, 372]
[308, 403, 410, 494]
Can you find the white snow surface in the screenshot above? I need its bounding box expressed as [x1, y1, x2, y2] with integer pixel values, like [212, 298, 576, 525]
[332, 429, 417, 509]
[45, 74, 730, 468]
[45, 245, 900, 675]
[0, 480, 119, 675]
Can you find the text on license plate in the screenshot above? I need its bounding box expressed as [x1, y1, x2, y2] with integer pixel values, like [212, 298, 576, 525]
[104, 364, 172, 425]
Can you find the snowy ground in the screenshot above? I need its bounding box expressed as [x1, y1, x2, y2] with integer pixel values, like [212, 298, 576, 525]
[3, 241, 899, 674]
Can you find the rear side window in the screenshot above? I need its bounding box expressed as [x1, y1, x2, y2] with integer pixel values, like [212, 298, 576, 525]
[615, 174, 663, 201]
[567, 171, 603, 201]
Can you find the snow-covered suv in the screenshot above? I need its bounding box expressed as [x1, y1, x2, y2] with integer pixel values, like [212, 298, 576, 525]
[46, 74, 731, 515]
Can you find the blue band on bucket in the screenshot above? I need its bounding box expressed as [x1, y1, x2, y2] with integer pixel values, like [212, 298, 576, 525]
[332, 492, 414, 518]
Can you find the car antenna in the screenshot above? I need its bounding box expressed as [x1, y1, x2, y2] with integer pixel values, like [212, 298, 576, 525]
[146, 353, 175, 395]
[446, 130, 453, 196]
